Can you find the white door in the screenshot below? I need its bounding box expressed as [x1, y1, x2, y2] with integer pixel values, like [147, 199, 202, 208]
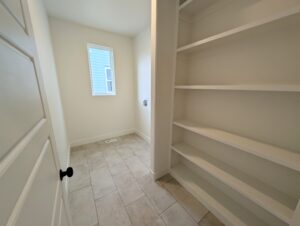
[0, 0, 72, 226]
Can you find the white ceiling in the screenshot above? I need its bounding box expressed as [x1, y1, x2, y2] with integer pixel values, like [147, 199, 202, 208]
[43, 0, 150, 36]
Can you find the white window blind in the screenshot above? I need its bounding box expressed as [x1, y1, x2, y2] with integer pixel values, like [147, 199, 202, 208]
[87, 44, 116, 96]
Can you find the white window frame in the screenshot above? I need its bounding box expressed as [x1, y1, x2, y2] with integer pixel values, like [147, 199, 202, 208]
[87, 43, 116, 96]
[104, 66, 113, 93]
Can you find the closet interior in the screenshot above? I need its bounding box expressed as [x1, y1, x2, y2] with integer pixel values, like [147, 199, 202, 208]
[169, 0, 300, 225]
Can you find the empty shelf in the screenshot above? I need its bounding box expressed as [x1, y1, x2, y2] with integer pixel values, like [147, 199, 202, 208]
[179, 0, 219, 15]
[170, 164, 268, 226]
[174, 85, 300, 92]
[179, 0, 193, 10]
[177, 7, 300, 53]
[172, 143, 295, 224]
[173, 120, 300, 172]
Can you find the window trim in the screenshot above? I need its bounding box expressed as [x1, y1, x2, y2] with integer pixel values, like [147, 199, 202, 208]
[87, 43, 116, 96]
[104, 66, 113, 93]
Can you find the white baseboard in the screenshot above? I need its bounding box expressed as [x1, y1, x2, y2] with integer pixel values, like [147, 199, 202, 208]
[135, 130, 151, 143]
[70, 128, 136, 147]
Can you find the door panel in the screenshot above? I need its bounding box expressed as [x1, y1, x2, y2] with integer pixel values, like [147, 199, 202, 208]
[54, 199, 70, 226]
[59, 202, 70, 226]
[14, 142, 58, 226]
[2, 0, 26, 27]
[0, 1, 72, 226]
[52, 182, 62, 226]
[0, 3, 33, 55]
[0, 119, 48, 226]
[0, 38, 44, 159]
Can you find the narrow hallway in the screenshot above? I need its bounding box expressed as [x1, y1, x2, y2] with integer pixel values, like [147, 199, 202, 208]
[68, 134, 224, 226]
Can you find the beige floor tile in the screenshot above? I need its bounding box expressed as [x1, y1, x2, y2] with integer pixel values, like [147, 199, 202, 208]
[136, 143, 150, 152]
[162, 203, 198, 226]
[126, 196, 165, 226]
[69, 186, 98, 226]
[150, 218, 166, 226]
[92, 182, 117, 200]
[198, 212, 225, 226]
[102, 145, 117, 158]
[140, 175, 175, 214]
[125, 156, 150, 181]
[69, 135, 214, 226]
[117, 145, 135, 159]
[95, 191, 132, 226]
[136, 173, 153, 187]
[86, 151, 106, 170]
[70, 150, 87, 166]
[113, 172, 144, 205]
[69, 163, 90, 192]
[81, 142, 100, 153]
[135, 150, 151, 168]
[164, 179, 208, 223]
[90, 166, 116, 199]
[130, 144, 149, 155]
[108, 161, 130, 176]
[122, 139, 137, 146]
[105, 152, 123, 167]
[102, 148, 117, 156]
[88, 157, 107, 171]
[130, 142, 144, 151]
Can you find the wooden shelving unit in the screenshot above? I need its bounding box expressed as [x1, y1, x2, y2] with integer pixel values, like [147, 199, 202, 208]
[169, 0, 300, 225]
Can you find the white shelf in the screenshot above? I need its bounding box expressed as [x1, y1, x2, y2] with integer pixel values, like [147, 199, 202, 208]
[170, 164, 268, 226]
[172, 143, 295, 224]
[177, 6, 300, 53]
[179, 0, 193, 11]
[174, 85, 300, 92]
[173, 120, 300, 173]
[179, 0, 219, 15]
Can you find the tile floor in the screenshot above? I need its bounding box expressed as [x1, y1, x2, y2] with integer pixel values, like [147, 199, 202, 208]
[68, 134, 225, 226]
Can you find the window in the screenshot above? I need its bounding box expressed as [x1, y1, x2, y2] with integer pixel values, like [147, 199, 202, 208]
[87, 44, 116, 96]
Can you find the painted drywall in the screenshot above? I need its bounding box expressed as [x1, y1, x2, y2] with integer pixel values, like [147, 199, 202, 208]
[27, 0, 69, 169]
[49, 18, 136, 146]
[133, 28, 151, 142]
[151, 0, 178, 178]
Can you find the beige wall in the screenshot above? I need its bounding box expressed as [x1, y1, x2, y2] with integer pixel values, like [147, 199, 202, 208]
[27, 0, 69, 169]
[49, 18, 136, 146]
[151, 0, 178, 178]
[133, 28, 151, 142]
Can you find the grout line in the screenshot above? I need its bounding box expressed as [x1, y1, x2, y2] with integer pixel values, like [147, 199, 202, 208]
[159, 201, 178, 217]
[163, 176, 208, 224]
[69, 183, 91, 194]
[122, 195, 135, 226]
[157, 176, 202, 224]
[86, 152, 101, 226]
[199, 211, 212, 224]
[104, 140, 136, 226]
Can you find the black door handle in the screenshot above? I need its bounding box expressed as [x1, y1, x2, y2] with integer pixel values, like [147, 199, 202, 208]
[60, 167, 73, 181]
